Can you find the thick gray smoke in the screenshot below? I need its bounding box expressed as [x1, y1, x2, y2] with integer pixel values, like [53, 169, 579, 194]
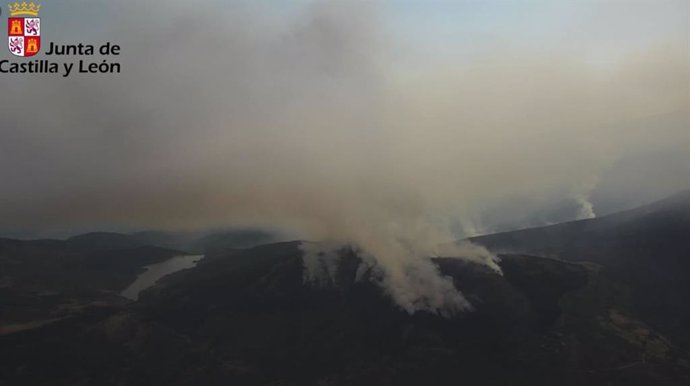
[301, 240, 500, 316]
[0, 1, 688, 313]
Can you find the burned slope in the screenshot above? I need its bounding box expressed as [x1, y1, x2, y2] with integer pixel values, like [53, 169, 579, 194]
[3, 206, 690, 386]
[7, 241, 657, 386]
[471, 191, 690, 347]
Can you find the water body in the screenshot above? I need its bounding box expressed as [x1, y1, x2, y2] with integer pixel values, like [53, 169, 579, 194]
[121, 255, 203, 300]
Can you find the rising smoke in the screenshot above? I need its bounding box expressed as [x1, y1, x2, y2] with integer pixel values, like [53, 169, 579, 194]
[0, 1, 688, 313]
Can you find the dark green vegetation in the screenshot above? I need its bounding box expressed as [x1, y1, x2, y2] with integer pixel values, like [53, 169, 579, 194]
[0, 229, 275, 337]
[1, 194, 689, 385]
[0, 235, 182, 337]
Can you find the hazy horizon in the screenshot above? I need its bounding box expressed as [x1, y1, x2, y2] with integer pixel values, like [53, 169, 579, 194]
[1, 0, 688, 313]
[2, 187, 689, 241]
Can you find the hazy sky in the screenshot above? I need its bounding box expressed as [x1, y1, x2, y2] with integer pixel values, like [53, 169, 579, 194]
[0, 0, 688, 233]
[0, 0, 688, 312]
[1, 0, 686, 233]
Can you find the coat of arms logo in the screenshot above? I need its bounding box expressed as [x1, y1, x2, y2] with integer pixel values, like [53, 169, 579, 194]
[7, 2, 41, 57]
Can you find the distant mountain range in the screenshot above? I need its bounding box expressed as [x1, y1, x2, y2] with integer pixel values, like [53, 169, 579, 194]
[1, 192, 689, 385]
[67, 228, 278, 254]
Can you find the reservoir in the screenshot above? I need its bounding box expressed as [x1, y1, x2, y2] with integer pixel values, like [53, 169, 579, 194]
[121, 255, 203, 300]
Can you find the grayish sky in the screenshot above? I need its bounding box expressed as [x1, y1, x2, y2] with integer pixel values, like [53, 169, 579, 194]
[0, 0, 687, 237]
[1, 0, 687, 314]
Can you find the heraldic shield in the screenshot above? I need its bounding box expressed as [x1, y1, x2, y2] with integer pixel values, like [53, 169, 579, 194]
[8, 2, 41, 57]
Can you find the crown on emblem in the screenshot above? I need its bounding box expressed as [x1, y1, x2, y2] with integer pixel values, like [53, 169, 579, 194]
[9, 2, 41, 17]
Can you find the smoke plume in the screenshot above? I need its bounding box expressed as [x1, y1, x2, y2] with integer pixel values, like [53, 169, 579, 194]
[0, 1, 688, 313]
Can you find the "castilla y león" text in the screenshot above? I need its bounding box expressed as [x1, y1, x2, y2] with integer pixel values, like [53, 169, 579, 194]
[1, 42, 122, 77]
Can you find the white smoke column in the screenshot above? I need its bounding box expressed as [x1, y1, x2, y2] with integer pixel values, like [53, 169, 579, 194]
[301, 241, 345, 287]
[574, 195, 596, 219]
[300, 236, 500, 316]
[0, 1, 687, 312]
